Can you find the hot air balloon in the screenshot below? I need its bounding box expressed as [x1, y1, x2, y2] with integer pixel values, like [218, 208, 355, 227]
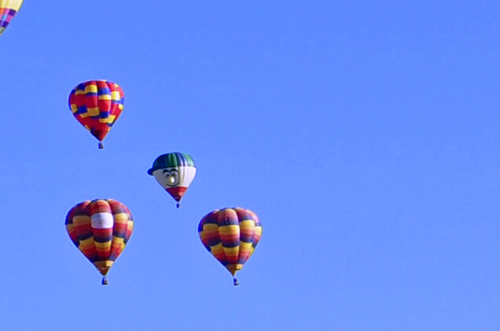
[148, 152, 196, 208]
[198, 207, 262, 286]
[65, 199, 134, 285]
[68, 80, 125, 149]
[0, 0, 23, 36]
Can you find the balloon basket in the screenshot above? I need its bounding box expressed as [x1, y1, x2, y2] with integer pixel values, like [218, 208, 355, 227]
[102, 277, 108, 285]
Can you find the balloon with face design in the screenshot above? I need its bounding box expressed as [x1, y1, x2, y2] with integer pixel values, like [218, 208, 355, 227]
[147, 152, 196, 208]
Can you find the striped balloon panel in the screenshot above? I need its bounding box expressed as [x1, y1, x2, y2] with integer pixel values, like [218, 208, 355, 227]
[198, 211, 220, 249]
[65, 199, 133, 276]
[166, 152, 194, 167]
[148, 152, 196, 174]
[247, 209, 262, 247]
[0, 0, 23, 35]
[178, 165, 196, 188]
[198, 207, 262, 276]
[68, 80, 124, 142]
[155, 153, 195, 169]
[108, 200, 134, 261]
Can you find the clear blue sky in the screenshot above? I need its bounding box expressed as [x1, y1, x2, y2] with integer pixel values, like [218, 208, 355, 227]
[1, 1, 500, 330]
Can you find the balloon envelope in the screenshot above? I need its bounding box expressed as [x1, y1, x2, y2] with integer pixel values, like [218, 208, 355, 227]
[0, 0, 23, 36]
[148, 152, 196, 207]
[65, 199, 134, 284]
[198, 207, 262, 285]
[68, 80, 125, 149]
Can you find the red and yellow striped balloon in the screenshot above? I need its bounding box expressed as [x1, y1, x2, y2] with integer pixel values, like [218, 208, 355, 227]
[198, 207, 262, 285]
[65, 199, 134, 285]
[68, 80, 125, 149]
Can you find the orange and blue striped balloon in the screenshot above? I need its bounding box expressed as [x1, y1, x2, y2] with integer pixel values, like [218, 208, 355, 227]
[198, 207, 262, 286]
[68, 80, 125, 149]
[65, 199, 134, 285]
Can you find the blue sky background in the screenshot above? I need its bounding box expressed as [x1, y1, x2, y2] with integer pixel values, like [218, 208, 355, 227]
[1, 1, 500, 330]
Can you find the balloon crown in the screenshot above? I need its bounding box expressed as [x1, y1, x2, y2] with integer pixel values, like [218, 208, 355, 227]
[147, 152, 195, 175]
